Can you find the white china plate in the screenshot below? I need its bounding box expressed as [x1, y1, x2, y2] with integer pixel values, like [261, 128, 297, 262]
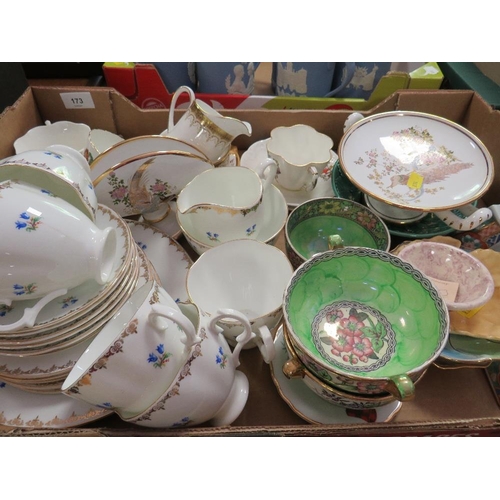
[0, 247, 153, 378]
[338, 111, 494, 212]
[137, 200, 182, 239]
[0, 205, 132, 333]
[126, 219, 192, 303]
[93, 150, 214, 218]
[0, 382, 111, 429]
[240, 139, 337, 208]
[270, 327, 402, 425]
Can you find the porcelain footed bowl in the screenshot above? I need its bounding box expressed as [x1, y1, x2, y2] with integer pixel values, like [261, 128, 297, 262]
[282, 247, 450, 401]
[397, 241, 495, 312]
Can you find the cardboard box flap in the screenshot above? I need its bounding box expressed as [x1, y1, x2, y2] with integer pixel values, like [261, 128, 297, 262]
[31, 86, 118, 134]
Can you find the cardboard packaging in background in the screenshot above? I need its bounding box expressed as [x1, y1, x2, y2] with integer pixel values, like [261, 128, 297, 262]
[1, 85, 500, 436]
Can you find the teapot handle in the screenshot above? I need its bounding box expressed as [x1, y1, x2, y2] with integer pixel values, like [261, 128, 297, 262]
[148, 304, 201, 348]
[168, 86, 196, 133]
[0, 288, 68, 333]
[434, 204, 495, 231]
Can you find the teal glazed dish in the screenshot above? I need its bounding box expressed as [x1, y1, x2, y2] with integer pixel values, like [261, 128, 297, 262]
[285, 197, 391, 269]
[283, 247, 450, 401]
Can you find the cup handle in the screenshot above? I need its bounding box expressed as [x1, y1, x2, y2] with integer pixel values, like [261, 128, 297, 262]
[208, 308, 254, 368]
[254, 157, 278, 192]
[0, 288, 68, 333]
[324, 62, 356, 98]
[250, 325, 276, 364]
[434, 204, 495, 231]
[148, 304, 201, 349]
[385, 374, 415, 402]
[167, 86, 196, 133]
[304, 166, 319, 191]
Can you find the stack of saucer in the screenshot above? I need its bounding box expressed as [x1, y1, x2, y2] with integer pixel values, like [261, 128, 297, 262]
[0, 205, 158, 393]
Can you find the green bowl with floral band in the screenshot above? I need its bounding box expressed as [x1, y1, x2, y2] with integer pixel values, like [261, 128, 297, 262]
[282, 247, 450, 401]
[285, 197, 391, 269]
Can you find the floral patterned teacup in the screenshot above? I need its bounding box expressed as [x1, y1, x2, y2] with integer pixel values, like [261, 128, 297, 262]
[0, 145, 98, 221]
[0, 180, 117, 332]
[61, 281, 201, 415]
[117, 302, 259, 428]
[283, 248, 450, 401]
[285, 197, 391, 269]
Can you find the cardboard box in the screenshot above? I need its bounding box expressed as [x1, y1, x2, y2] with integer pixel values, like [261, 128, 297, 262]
[102, 62, 444, 111]
[440, 62, 500, 109]
[1, 86, 500, 437]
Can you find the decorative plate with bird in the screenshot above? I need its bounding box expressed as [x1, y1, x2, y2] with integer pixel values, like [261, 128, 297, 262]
[338, 111, 494, 212]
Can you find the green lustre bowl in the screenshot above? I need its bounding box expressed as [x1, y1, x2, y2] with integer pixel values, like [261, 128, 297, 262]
[285, 197, 391, 269]
[282, 247, 449, 401]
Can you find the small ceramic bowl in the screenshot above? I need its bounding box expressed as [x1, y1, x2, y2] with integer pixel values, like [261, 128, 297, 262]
[282, 247, 450, 401]
[285, 197, 391, 269]
[178, 183, 288, 255]
[397, 241, 495, 311]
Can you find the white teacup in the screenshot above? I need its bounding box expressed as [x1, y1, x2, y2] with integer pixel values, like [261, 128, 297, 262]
[163, 86, 252, 164]
[87, 129, 124, 165]
[14, 120, 91, 159]
[176, 165, 276, 244]
[262, 124, 334, 192]
[0, 145, 98, 221]
[186, 239, 293, 353]
[0, 180, 117, 332]
[61, 281, 201, 415]
[117, 302, 261, 428]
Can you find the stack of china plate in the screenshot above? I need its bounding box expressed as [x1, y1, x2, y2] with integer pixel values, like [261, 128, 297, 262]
[0, 204, 159, 394]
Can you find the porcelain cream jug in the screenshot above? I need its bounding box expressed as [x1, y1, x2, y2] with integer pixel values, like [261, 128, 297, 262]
[176, 165, 277, 243]
[163, 86, 252, 164]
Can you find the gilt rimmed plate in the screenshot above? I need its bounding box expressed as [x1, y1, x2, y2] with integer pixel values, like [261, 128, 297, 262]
[91, 137, 213, 218]
[90, 135, 209, 178]
[0, 205, 133, 335]
[338, 111, 494, 212]
[240, 139, 337, 208]
[0, 382, 111, 429]
[126, 220, 192, 303]
[270, 327, 402, 425]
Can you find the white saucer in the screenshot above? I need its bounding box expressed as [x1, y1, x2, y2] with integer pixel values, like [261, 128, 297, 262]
[240, 139, 337, 208]
[270, 327, 402, 425]
[137, 200, 182, 239]
[126, 219, 192, 303]
[0, 381, 111, 429]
